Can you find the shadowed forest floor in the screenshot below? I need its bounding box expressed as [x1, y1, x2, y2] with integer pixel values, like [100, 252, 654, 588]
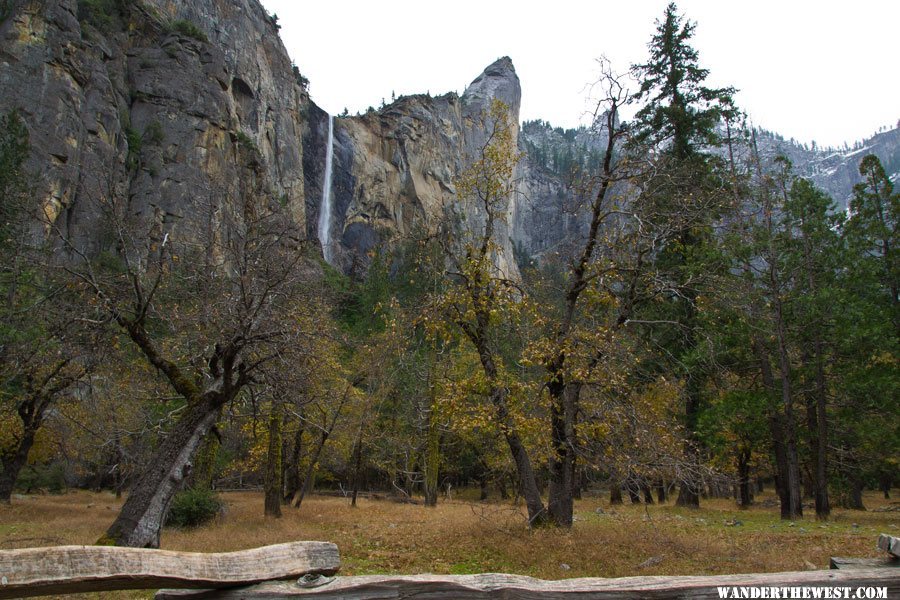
[1, 489, 897, 599]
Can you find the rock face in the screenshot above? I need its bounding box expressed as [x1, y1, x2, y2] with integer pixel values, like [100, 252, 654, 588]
[0, 0, 308, 254]
[328, 56, 522, 277]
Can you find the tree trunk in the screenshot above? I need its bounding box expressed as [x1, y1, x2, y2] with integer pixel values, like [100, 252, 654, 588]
[479, 476, 489, 501]
[656, 481, 667, 504]
[114, 433, 125, 499]
[1, 392, 52, 503]
[350, 433, 363, 508]
[423, 398, 440, 507]
[737, 450, 753, 508]
[0, 427, 38, 503]
[771, 248, 803, 520]
[283, 422, 304, 503]
[264, 402, 283, 518]
[497, 476, 509, 500]
[480, 348, 546, 526]
[502, 424, 546, 526]
[642, 482, 654, 504]
[292, 429, 328, 508]
[783, 427, 803, 519]
[627, 477, 641, 504]
[609, 479, 623, 505]
[547, 380, 574, 527]
[676, 376, 702, 508]
[812, 342, 830, 519]
[103, 396, 224, 547]
[846, 475, 866, 510]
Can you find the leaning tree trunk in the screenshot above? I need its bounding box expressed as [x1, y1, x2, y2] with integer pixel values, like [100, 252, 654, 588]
[480, 350, 546, 526]
[292, 430, 328, 508]
[102, 396, 224, 548]
[502, 425, 546, 526]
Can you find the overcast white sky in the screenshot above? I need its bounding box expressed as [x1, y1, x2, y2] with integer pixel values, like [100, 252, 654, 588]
[259, 0, 897, 148]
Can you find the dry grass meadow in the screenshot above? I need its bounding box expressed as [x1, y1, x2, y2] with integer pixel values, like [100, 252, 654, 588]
[1, 489, 897, 598]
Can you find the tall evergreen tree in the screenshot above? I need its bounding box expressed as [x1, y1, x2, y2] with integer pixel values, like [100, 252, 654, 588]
[835, 155, 899, 508]
[629, 2, 737, 508]
[783, 178, 842, 519]
[631, 2, 736, 161]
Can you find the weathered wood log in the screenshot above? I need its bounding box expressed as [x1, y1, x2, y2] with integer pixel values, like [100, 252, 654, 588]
[830, 557, 899, 569]
[156, 568, 900, 599]
[878, 533, 900, 557]
[0, 541, 339, 599]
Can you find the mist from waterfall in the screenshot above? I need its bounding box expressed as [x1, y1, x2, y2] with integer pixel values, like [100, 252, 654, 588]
[317, 114, 335, 265]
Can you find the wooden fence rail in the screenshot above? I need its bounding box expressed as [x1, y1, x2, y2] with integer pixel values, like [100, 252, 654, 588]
[0, 542, 339, 599]
[0, 536, 896, 599]
[155, 569, 900, 599]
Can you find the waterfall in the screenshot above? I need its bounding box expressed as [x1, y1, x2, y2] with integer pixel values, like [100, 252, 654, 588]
[318, 114, 335, 265]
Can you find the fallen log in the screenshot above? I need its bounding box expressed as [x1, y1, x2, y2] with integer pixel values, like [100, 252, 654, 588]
[156, 568, 900, 599]
[0, 541, 339, 599]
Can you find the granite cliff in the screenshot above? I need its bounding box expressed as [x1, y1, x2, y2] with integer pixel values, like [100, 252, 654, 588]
[0, 0, 308, 255]
[323, 56, 522, 276]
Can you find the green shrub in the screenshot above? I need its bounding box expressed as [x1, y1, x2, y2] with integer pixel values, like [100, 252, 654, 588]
[77, 0, 132, 32]
[165, 488, 223, 528]
[144, 121, 164, 145]
[169, 19, 208, 43]
[124, 125, 142, 170]
[235, 131, 258, 153]
[15, 463, 67, 495]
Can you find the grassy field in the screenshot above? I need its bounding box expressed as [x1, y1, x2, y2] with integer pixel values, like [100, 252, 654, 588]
[1, 489, 897, 598]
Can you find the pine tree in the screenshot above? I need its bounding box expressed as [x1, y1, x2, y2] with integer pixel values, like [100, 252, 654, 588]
[631, 2, 736, 161]
[629, 2, 737, 508]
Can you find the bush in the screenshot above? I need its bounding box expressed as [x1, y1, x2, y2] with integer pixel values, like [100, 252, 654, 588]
[124, 125, 142, 171]
[235, 131, 258, 153]
[15, 463, 67, 495]
[77, 0, 132, 32]
[169, 19, 208, 43]
[165, 487, 223, 528]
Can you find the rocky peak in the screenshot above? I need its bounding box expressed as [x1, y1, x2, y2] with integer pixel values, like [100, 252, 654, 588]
[462, 56, 521, 117]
